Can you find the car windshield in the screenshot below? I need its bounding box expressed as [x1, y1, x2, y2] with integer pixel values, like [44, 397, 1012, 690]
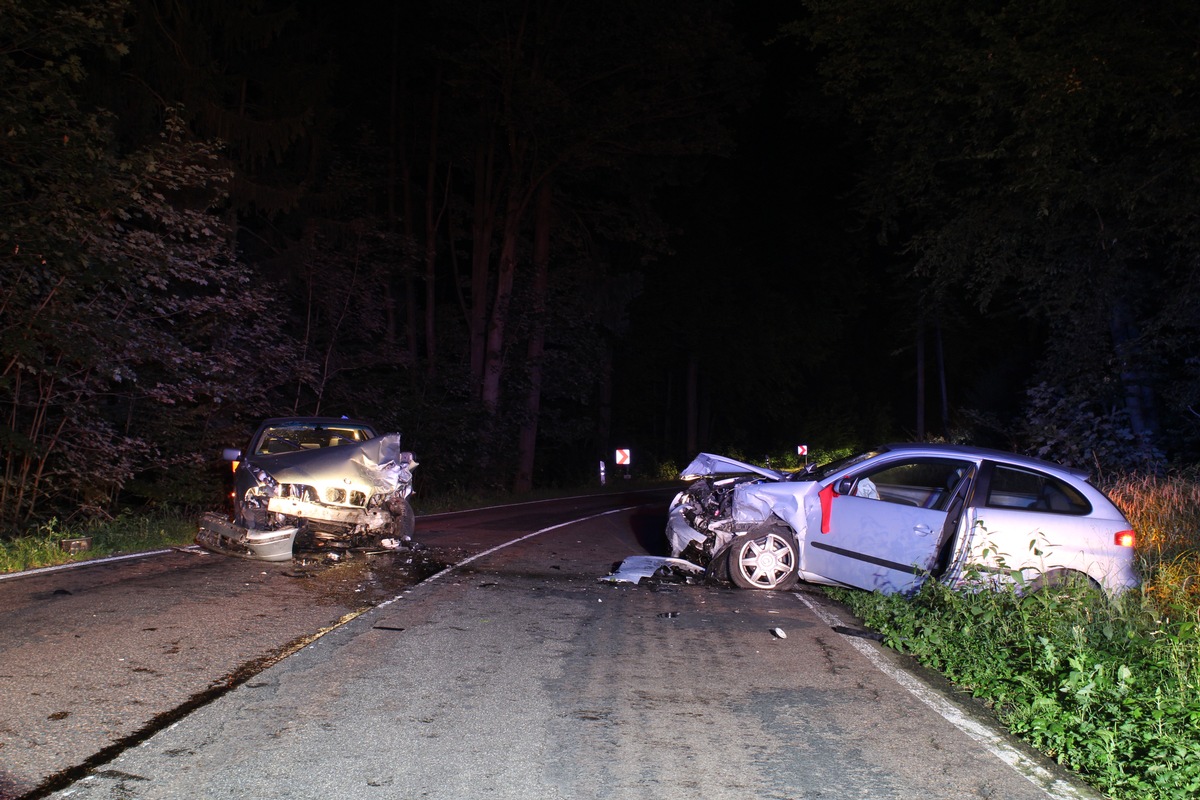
[252, 422, 377, 455]
[787, 449, 884, 482]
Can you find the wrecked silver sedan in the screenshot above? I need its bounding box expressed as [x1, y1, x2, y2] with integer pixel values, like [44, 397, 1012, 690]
[666, 444, 1139, 597]
[197, 417, 417, 561]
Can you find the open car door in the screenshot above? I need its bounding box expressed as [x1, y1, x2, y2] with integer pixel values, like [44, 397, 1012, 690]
[802, 460, 974, 594]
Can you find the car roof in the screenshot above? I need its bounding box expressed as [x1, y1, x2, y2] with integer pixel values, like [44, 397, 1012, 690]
[878, 442, 1091, 482]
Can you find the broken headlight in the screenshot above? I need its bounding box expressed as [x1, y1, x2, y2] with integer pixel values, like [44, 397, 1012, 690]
[247, 464, 277, 489]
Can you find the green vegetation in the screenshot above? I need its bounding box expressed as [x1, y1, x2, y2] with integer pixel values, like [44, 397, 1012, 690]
[829, 472, 1200, 800]
[0, 513, 196, 574]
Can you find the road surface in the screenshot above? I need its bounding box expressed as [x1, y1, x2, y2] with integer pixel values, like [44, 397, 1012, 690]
[0, 491, 1099, 799]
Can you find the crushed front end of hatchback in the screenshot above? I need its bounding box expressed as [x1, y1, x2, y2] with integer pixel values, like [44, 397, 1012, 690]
[197, 433, 417, 561]
[666, 453, 793, 565]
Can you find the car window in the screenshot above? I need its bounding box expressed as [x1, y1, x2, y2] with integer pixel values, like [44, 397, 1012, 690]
[847, 458, 973, 510]
[253, 423, 376, 455]
[985, 465, 1091, 515]
[800, 450, 882, 482]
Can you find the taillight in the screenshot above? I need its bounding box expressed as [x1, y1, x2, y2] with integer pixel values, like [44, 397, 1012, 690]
[1115, 530, 1136, 548]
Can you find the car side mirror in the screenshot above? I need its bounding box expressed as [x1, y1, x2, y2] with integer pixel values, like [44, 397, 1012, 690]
[222, 447, 242, 462]
[836, 477, 855, 495]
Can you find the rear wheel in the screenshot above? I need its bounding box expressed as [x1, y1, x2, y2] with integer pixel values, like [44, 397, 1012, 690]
[1023, 570, 1106, 607]
[729, 529, 799, 590]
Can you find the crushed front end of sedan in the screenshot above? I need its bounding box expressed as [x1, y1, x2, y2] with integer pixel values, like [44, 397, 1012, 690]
[197, 417, 417, 561]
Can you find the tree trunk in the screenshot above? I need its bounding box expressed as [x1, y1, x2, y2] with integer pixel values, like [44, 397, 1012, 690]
[481, 187, 523, 412]
[915, 320, 926, 440]
[514, 180, 552, 492]
[1109, 300, 1158, 451]
[384, 6, 399, 349]
[936, 318, 949, 436]
[423, 72, 442, 377]
[469, 137, 497, 387]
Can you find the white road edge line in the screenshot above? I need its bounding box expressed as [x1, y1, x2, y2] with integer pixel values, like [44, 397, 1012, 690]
[794, 592, 1097, 800]
[373, 505, 639, 609]
[0, 548, 183, 582]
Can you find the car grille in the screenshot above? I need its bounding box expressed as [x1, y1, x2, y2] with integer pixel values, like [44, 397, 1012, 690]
[281, 483, 368, 508]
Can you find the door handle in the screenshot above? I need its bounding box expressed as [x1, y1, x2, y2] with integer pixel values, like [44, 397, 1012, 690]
[914, 524, 933, 536]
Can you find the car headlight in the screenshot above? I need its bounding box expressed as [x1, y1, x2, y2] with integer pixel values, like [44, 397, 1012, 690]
[248, 465, 277, 490]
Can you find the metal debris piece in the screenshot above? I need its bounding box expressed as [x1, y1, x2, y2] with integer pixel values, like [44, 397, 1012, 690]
[600, 555, 706, 584]
[832, 625, 885, 641]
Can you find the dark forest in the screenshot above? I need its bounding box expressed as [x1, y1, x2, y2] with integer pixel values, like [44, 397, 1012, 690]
[4, 0, 1199, 526]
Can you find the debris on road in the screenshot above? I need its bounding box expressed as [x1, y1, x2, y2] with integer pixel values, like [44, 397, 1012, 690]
[600, 556, 706, 585]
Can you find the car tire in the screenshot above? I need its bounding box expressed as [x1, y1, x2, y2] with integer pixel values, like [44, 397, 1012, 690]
[728, 528, 799, 591]
[386, 497, 416, 541]
[705, 547, 731, 583]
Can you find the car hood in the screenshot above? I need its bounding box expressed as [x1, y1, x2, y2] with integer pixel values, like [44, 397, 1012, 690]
[247, 433, 413, 495]
[678, 452, 784, 482]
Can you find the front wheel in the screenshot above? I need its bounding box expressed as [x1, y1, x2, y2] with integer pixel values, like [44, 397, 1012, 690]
[729, 529, 799, 590]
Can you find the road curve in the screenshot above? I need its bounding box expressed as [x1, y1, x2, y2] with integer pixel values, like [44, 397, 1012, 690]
[0, 491, 670, 799]
[9, 492, 1100, 800]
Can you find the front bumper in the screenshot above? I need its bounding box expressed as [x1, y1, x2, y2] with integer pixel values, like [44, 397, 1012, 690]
[266, 496, 390, 529]
[196, 512, 298, 562]
[666, 503, 705, 557]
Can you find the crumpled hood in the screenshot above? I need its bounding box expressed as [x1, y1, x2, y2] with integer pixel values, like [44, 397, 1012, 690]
[248, 433, 414, 495]
[678, 452, 784, 482]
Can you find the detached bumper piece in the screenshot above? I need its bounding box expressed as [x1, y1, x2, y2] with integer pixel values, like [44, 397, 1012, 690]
[196, 511, 298, 562]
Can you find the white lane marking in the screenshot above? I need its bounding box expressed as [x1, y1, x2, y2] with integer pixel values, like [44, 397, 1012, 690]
[794, 592, 1098, 800]
[374, 505, 639, 609]
[417, 488, 669, 518]
[0, 548, 185, 582]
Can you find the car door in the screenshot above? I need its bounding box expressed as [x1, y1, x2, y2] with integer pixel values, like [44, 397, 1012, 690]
[802, 457, 975, 594]
[955, 460, 1098, 588]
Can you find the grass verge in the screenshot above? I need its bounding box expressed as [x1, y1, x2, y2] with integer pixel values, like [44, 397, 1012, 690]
[0, 512, 197, 574]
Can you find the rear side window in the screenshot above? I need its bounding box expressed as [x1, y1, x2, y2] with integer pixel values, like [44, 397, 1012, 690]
[985, 465, 1091, 515]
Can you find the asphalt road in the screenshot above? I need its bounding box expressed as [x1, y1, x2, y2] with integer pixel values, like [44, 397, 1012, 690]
[0, 491, 1100, 800]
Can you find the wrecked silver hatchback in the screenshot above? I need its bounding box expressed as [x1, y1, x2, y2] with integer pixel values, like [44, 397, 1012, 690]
[666, 446, 1139, 597]
[197, 417, 417, 561]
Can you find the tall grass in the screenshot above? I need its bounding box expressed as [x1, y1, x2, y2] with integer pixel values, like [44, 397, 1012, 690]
[1107, 472, 1200, 611]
